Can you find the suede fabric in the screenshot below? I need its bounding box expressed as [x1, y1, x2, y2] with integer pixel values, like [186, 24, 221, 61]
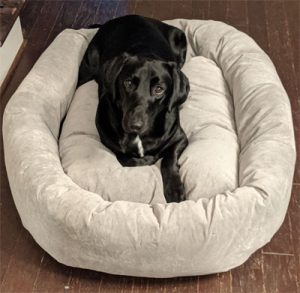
[3, 20, 296, 278]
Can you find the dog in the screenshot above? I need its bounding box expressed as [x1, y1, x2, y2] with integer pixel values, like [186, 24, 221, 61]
[78, 15, 190, 203]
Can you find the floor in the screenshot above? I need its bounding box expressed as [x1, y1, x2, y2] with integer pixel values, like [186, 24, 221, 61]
[0, 0, 25, 46]
[0, 0, 299, 292]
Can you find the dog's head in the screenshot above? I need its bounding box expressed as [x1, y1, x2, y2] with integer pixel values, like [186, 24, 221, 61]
[100, 53, 189, 135]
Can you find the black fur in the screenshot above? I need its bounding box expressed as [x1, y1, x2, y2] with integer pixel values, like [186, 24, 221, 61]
[78, 15, 189, 202]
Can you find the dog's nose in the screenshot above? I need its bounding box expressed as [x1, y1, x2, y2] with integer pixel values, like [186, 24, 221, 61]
[129, 118, 144, 132]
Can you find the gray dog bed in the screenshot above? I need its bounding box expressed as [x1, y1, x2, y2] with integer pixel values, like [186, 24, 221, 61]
[3, 19, 296, 278]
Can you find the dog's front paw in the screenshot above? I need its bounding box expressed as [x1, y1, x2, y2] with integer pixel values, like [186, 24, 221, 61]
[117, 154, 157, 167]
[117, 154, 139, 166]
[164, 175, 185, 203]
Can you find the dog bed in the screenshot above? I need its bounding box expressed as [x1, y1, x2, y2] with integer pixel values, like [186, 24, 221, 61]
[59, 57, 239, 204]
[3, 19, 296, 278]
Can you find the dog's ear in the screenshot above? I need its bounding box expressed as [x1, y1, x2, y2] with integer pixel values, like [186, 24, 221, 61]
[168, 28, 187, 68]
[78, 43, 100, 87]
[100, 53, 130, 99]
[168, 62, 189, 112]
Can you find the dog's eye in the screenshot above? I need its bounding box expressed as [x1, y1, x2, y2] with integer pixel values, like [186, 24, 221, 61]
[124, 79, 133, 89]
[152, 85, 165, 96]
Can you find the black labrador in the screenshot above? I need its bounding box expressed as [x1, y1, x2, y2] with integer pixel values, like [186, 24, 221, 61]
[78, 15, 190, 203]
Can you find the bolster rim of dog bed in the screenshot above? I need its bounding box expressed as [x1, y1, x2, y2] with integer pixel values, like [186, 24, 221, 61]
[3, 19, 296, 277]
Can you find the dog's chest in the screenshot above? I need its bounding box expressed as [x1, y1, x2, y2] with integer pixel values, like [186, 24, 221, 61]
[132, 136, 144, 157]
[120, 134, 144, 158]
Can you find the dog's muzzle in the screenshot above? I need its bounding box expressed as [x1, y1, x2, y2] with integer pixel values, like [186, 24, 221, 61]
[123, 105, 147, 134]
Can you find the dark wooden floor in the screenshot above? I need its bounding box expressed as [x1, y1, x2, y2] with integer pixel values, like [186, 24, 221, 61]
[0, 0, 25, 46]
[0, 0, 299, 292]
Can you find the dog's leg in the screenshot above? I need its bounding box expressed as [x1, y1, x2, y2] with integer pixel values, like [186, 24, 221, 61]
[161, 130, 188, 203]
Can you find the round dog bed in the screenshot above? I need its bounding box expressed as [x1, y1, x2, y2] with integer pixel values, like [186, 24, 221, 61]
[3, 19, 296, 278]
[59, 57, 239, 204]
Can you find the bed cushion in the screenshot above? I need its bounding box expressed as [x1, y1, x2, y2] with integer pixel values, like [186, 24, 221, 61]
[59, 56, 239, 204]
[3, 19, 296, 278]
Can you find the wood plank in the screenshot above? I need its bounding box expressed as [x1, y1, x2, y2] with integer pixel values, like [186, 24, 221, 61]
[164, 276, 199, 292]
[234, 25, 249, 35]
[262, 254, 298, 293]
[148, 277, 167, 292]
[20, 1, 43, 39]
[293, 153, 300, 184]
[32, 254, 71, 293]
[209, 0, 227, 23]
[115, 0, 136, 18]
[49, 0, 82, 38]
[247, 0, 269, 53]
[26, 0, 63, 46]
[131, 276, 148, 292]
[71, 0, 99, 29]
[289, 185, 300, 291]
[219, 271, 233, 293]
[0, 140, 24, 284]
[68, 269, 103, 292]
[0, 231, 45, 292]
[231, 250, 265, 293]
[135, 0, 154, 18]
[70, 273, 158, 293]
[152, 0, 174, 21]
[94, 0, 119, 24]
[284, 0, 300, 78]
[262, 211, 294, 255]
[42, 0, 90, 47]
[197, 274, 222, 293]
[226, 0, 248, 27]
[0, 201, 23, 285]
[172, 0, 193, 19]
[191, 0, 210, 20]
[19, 0, 43, 39]
[264, 0, 299, 114]
[106, 274, 146, 293]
